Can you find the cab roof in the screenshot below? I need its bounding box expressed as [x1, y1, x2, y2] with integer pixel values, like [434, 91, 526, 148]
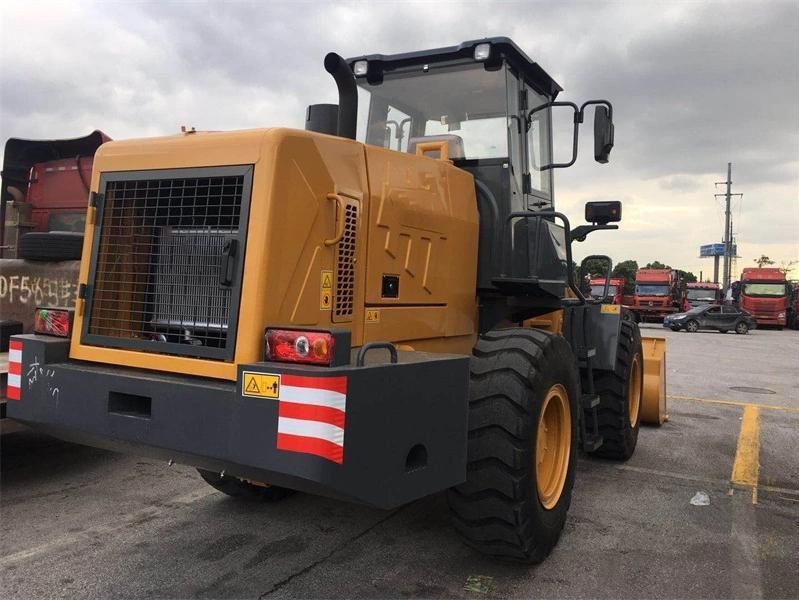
[347, 37, 563, 99]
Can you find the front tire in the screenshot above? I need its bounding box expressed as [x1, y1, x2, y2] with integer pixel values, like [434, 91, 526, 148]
[735, 322, 749, 335]
[448, 328, 579, 563]
[585, 319, 643, 460]
[685, 319, 700, 333]
[197, 469, 294, 501]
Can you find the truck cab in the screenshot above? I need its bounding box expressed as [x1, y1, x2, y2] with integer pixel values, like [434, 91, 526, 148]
[739, 267, 789, 327]
[685, 282, 721, 309]
[588, 277, 624, 304]
[629, 268, 684, 321]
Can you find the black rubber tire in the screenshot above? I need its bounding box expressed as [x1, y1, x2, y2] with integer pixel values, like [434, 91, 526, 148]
[670, 326, 680, 332]
[19, 232, 83, 261]
[585, 319, 643, 460]
[685, 319, 699, 333]
[735, 321, 749, 335]
[447, 328, 579, 563]
[197, 469, 294, 501]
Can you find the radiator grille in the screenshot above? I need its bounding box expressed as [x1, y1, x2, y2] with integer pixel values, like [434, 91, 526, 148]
[334, 202, 358, 320]
[84, 167, 251, 360]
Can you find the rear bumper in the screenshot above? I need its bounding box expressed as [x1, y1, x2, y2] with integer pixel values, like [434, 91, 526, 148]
[7, 335, 469, 509]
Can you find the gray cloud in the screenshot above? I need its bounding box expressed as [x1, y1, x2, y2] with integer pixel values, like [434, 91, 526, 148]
[1, 0, 797, 276]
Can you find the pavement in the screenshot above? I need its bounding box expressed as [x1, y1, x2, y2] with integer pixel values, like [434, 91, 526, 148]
[1, 325, 798, 599]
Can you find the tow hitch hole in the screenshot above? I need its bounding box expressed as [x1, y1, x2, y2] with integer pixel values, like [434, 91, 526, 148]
[405, 444, 427, 473]
[108, 392, 152, 419]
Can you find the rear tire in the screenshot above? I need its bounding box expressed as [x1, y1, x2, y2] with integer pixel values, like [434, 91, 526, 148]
[585, 320, 643, 460]
[197, 469, 294, 501]
[448, 328, 579, 563]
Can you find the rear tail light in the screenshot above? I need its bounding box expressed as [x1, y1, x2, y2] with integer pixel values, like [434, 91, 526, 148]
[34, 307, 74, 337]
[265, 328, 350, 366]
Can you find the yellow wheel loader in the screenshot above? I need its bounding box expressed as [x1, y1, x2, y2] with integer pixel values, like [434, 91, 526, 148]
[7, 38, 666, 563]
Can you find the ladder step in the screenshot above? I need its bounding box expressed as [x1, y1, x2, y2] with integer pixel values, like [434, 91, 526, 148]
[582, 434, 603, 452]
[582, 394, 600, 409]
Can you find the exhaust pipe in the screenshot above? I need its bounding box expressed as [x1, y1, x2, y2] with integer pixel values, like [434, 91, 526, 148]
[323, 52, 358, 140]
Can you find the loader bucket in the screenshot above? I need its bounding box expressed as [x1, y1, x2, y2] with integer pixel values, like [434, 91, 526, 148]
[640, 336, 667, 425]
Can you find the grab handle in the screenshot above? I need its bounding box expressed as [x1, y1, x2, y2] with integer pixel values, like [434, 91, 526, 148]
[324, 193, 347, 246]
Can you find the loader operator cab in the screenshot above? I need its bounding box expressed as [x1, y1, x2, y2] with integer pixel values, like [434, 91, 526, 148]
[345, 38, 619, 318]
[352, 38, 556, 212]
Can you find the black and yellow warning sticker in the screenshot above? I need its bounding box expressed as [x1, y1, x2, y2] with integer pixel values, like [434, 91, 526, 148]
[320, 270, 333, 310]
[242, 372, 280, 399]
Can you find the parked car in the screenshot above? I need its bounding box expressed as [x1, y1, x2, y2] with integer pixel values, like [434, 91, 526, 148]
[663, 304, 757, 334]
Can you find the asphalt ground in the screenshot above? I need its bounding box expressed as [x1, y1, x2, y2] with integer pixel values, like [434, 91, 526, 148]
[1, 325, 798, 599]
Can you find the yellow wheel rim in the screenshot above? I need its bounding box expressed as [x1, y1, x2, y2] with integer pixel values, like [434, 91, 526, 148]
[628, 354, 642, 427]
[536, 384, 571, 510]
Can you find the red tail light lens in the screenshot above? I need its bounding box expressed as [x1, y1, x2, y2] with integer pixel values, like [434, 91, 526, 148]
[266, 329, 335, 366]
[34, 307, 74, 337]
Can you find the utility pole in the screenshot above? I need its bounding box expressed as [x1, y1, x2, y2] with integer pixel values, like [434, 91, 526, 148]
[715, 163, 743, 294]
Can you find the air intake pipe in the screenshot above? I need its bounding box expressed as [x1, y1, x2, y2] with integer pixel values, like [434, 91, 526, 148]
[323, 52, 358, 140]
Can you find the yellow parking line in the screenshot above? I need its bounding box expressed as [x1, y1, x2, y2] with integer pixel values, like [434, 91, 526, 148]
[731, 405, 761, 503]
[669, 394, 799, 414]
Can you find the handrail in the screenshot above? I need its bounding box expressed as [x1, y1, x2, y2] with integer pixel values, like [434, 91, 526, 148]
[501, 210, 585, 304]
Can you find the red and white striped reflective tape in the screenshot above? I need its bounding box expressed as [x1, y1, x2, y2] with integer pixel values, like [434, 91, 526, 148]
[276, 374, 347, 464]
[7, 340, 22, 401]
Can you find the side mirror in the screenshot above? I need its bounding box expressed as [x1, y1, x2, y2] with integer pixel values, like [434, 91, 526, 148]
[585, 200, 621, 225]
[593, 106, 614, 163]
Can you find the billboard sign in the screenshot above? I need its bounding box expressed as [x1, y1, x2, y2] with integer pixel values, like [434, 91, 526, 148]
[700, 243, 736, 257]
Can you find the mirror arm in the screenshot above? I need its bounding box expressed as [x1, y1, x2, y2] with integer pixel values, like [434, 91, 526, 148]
[538, 101, 580, 170]
[579, 99, 613, 121]
[570, 224, 619, 243]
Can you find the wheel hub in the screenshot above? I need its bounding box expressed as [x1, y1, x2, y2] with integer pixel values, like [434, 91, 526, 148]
[536, 384, 571, 510]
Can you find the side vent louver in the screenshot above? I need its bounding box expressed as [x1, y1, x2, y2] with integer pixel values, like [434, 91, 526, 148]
[333, 201, 358, 321]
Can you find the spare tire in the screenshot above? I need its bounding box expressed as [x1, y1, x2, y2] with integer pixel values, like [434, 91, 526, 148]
[19, 232, 84, 261]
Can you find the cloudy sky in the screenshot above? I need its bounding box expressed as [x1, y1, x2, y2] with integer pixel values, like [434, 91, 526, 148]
[2, 0, 797, 279]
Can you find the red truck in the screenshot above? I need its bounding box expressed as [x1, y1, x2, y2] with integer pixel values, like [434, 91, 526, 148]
[627, 268, 686, 322]
[738, 268, 790, 328]
[1, 130, 110, 259]
[1, 131, 109, 415]
[685, 281, 721, 309]
[588, 276, 624, 304]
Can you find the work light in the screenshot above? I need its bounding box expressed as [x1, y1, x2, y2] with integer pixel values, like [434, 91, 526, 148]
[473, 43, 491, 61]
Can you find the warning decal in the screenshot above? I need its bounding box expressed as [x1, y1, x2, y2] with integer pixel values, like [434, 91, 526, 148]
[365, 309, 380, 323]
[320, 270, 333, 311]
[600, 304, 621, 314]
[242, 372, 281, 399]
